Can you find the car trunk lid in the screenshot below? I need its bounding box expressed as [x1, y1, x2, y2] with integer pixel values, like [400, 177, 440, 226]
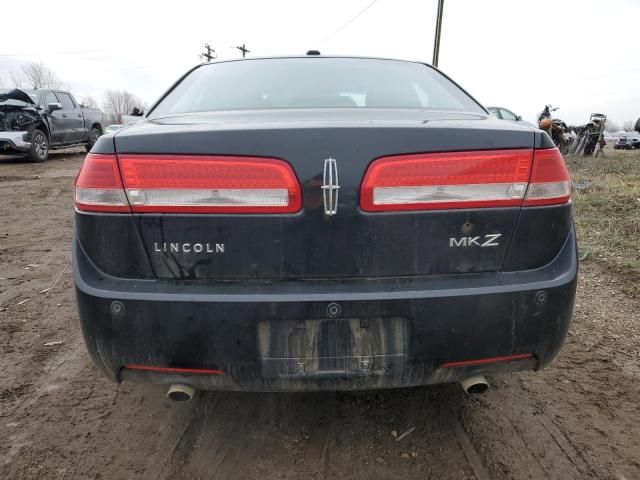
[109, 109, 538, 280]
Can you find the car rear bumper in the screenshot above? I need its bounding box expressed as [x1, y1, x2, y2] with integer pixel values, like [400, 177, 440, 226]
[0, 131, 30, 152]
[74, 228, 577, 392]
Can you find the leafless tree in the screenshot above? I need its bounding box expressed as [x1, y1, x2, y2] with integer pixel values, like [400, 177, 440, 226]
[622, 120, 635, 132]
[79, 95, 98, 108]
[605, 119, 621, 132]
[20, 62, 62, 89]
[0, 74, 5, 88]
[103, 89, 146, 123]
[9, 70, 25, 88]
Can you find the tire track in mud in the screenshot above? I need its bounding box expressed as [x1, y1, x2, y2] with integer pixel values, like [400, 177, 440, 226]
[451, 413, 490, 480]
[458, 376, 593, 479]
[153, 387, 489, 480]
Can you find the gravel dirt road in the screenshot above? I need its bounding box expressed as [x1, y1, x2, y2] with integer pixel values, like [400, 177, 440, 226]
[1, 150, 639, 479]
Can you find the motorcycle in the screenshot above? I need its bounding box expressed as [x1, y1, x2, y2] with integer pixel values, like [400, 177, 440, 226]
[538, 105, 571, 154]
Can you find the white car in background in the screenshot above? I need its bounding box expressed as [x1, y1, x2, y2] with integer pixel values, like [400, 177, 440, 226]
[487, 106, 536, 128]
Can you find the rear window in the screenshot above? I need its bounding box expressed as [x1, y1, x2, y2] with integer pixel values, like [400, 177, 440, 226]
[150, 58, 484, 117]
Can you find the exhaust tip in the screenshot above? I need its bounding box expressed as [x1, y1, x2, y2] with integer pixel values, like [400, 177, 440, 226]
[167, 384, 196, 402]
[459, 375, 489, 395]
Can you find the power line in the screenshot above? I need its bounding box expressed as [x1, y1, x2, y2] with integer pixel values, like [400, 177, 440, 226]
[320, 0, 380, 43]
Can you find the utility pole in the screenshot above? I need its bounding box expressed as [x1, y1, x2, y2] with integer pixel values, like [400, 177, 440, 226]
[432, 0, 444, 67]
[236, 43, 250, 58]
[200, 43, 216, 62]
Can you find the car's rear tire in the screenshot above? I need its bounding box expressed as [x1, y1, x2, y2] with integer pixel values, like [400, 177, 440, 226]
[26, 130, 49, 162]
[85, 127, 101, 153]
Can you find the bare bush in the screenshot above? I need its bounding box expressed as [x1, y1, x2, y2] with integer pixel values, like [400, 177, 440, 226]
[79, 95, 98, 108]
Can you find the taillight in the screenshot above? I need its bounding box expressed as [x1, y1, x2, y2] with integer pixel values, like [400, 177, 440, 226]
[360, 148, 570, 211]
[361, 149, 533, 211]
[75, 153, 130, 212]
[75, 154, 302, 214]
[118, 155, 301, 214]
[522, 148, 571, 206]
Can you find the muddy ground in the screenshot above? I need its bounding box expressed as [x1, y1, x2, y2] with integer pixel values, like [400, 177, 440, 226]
[1, 149, 639, 480]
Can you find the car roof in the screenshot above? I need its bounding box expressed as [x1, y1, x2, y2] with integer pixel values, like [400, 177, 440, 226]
[200, 55, 430, 67]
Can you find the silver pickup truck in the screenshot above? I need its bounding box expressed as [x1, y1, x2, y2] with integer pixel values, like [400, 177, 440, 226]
[0, 88, 104, 162]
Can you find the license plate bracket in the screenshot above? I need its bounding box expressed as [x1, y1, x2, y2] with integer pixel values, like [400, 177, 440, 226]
[257, 317, 408, 378]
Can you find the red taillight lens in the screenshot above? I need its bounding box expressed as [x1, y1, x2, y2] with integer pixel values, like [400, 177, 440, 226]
[75, 153, 130, 212]
[75, 154, 302, 214]
[118, 155, 301, 214]
[361, 149, 533, 211]
[523, 148, 571, 206]
[360, 148, 570, 211]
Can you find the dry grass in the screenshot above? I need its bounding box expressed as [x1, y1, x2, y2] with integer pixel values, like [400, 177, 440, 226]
[566, 148, 640, 295]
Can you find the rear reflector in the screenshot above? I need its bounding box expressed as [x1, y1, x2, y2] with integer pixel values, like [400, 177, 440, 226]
[124, 365, 225, 375]
[75, 153, 130, 212]
[118, 155, 301, 213]
[361, 148, 570, 211]
[441, 353, 533, 368]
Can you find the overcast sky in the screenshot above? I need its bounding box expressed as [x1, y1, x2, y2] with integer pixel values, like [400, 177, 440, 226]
[1, 0, 638, 125]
